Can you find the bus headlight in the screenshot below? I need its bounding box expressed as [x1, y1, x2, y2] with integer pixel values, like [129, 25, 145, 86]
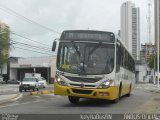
[97, 80, 113, 89]
[56, 77, 68, 86]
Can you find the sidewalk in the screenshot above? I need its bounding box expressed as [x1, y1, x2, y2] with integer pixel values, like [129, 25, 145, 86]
[0, 83, 54, 99]
[135, 83, 160, 114]
[0, 84, 19, 95]
[135, 83, 160, 93]
[0, 93, 22, 105]
[0, 84, 22, 105]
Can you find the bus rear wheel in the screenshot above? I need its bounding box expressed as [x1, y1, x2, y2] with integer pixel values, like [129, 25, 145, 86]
[126, 84, 132, 97]
[68, 96, 79, 104]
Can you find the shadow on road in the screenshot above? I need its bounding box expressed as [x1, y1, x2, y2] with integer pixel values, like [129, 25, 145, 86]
[59, 96, 128, 107]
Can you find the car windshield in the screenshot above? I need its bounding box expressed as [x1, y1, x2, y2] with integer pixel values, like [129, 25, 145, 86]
[22, 78, 37, 82]
[41, 77, 45, 80]
[57, 42, 115, 75]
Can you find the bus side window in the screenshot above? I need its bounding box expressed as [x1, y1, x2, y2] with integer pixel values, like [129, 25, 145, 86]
[116, 44, 121, 72]
[121, 45, 124, 67]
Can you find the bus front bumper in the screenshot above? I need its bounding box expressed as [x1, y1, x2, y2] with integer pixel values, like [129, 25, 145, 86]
[54, 82, 119, 100]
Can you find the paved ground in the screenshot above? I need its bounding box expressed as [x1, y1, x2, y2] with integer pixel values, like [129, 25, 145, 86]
[135, 83, 160, 114]
[0, 84, 53, 105]
[0, 84, 19, 95]
[135, 83, 160, 93]
[0, 84, 159, 115]
[0, 82, 159, 120]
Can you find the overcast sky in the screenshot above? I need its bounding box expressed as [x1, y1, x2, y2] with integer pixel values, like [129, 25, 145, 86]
[0, 0, 154, 57]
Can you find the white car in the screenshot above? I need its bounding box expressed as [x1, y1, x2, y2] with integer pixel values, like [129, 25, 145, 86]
[38, 77, 47, 88]
[19, 77, 39, 92]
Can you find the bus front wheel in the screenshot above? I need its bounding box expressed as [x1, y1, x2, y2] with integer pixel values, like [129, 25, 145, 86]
[111, 84, 122, 103]
[68, 96, 80, 104]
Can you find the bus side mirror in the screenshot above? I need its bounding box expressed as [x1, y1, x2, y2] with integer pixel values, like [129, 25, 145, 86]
[52, 41, 57, 51]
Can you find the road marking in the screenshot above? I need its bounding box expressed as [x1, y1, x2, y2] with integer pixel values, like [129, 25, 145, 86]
[33, 95, 41, 98]
[40, 94, 55, 96]
[0, 100, 42, 108]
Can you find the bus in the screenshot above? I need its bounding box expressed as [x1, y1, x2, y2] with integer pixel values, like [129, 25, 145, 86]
[52, 30, 135, 103]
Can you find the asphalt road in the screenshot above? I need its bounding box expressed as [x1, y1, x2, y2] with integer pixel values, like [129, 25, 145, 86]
[0, 87, 158, 114]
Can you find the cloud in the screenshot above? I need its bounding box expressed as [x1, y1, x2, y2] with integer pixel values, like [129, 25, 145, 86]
[0, 0, 151, 57]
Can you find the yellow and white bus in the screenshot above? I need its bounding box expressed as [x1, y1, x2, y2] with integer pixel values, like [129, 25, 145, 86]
[52, 30, 135, 103]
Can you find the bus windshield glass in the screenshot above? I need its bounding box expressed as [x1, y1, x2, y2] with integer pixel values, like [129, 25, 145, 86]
[57, 42, 115, 75]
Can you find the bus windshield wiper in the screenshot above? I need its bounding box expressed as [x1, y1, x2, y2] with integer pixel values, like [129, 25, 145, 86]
[88, 42, 102, 56]
[71, 40, 80, 56]
[70, 41, 83, 74]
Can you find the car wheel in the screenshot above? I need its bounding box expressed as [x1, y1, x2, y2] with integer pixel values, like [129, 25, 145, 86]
[19, 87, 22, 92]
[36, 88, 39, 91]
[68, 96, 80, 104]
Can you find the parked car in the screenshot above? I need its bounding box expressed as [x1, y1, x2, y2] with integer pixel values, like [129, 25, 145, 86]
[19, 77, 39, 92]
[38, 77, 47, 88]
[7, 79, 20, 84]
[0, 76, 4, 84]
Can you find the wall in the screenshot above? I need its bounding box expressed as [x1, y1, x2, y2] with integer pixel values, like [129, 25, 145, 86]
[50, 56, 57, 83]
[2, 63, 7, 74]
[10, 68, 17, 80]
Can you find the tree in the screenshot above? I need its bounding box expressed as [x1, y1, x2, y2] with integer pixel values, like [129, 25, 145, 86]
[0, 29, 10, 78]
[148, 53, 160, 70]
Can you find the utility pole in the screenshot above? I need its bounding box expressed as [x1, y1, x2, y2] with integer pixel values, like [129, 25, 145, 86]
[146, 0, 152, 44]
[157, 0, 160, 87]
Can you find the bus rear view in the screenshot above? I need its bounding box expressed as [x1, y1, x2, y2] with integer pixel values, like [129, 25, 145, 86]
[52, 30, 135, 104]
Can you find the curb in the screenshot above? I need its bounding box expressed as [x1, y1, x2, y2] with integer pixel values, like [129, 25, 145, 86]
[0, 93, 23, 105]
[30, 90, 54, 95]
[30, 91, 40, 95]
[41, 90, 50, 94]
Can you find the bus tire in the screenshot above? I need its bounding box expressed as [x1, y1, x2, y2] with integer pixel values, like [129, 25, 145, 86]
[111, 84, 122, 103]
[126, 84, 132, 97]
[68, 96, 79, 104]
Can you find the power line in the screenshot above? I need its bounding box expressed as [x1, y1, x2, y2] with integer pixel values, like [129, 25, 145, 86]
[0, 4, 61, 34]
[14, 46, 53, 55]
[11, 40, 52, 51]
[12, 41, 52, 53]
[11, 32, 52, 48]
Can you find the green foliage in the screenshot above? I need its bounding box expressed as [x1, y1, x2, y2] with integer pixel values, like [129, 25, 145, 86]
[148, 53, 160, 70]
[0, 29, 10, 65]
[0, 54, 8, 65]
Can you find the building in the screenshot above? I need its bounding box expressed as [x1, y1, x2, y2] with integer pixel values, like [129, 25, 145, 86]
[0, 21, 10, 80]
[135, 60, 153, 83]
[154, 0, 160, 51]
[120, 1, 140, 60]
[140, 43, 155, 62]
[10, 56, 56, 83]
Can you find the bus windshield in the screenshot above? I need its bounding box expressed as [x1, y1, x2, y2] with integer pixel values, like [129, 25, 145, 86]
[57, 42, 115, 75]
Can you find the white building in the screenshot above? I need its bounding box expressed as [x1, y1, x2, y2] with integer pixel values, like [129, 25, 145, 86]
[120, 1, 140, 60]
[135, 60, 153, 83]
[10, 56, 56, 83]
